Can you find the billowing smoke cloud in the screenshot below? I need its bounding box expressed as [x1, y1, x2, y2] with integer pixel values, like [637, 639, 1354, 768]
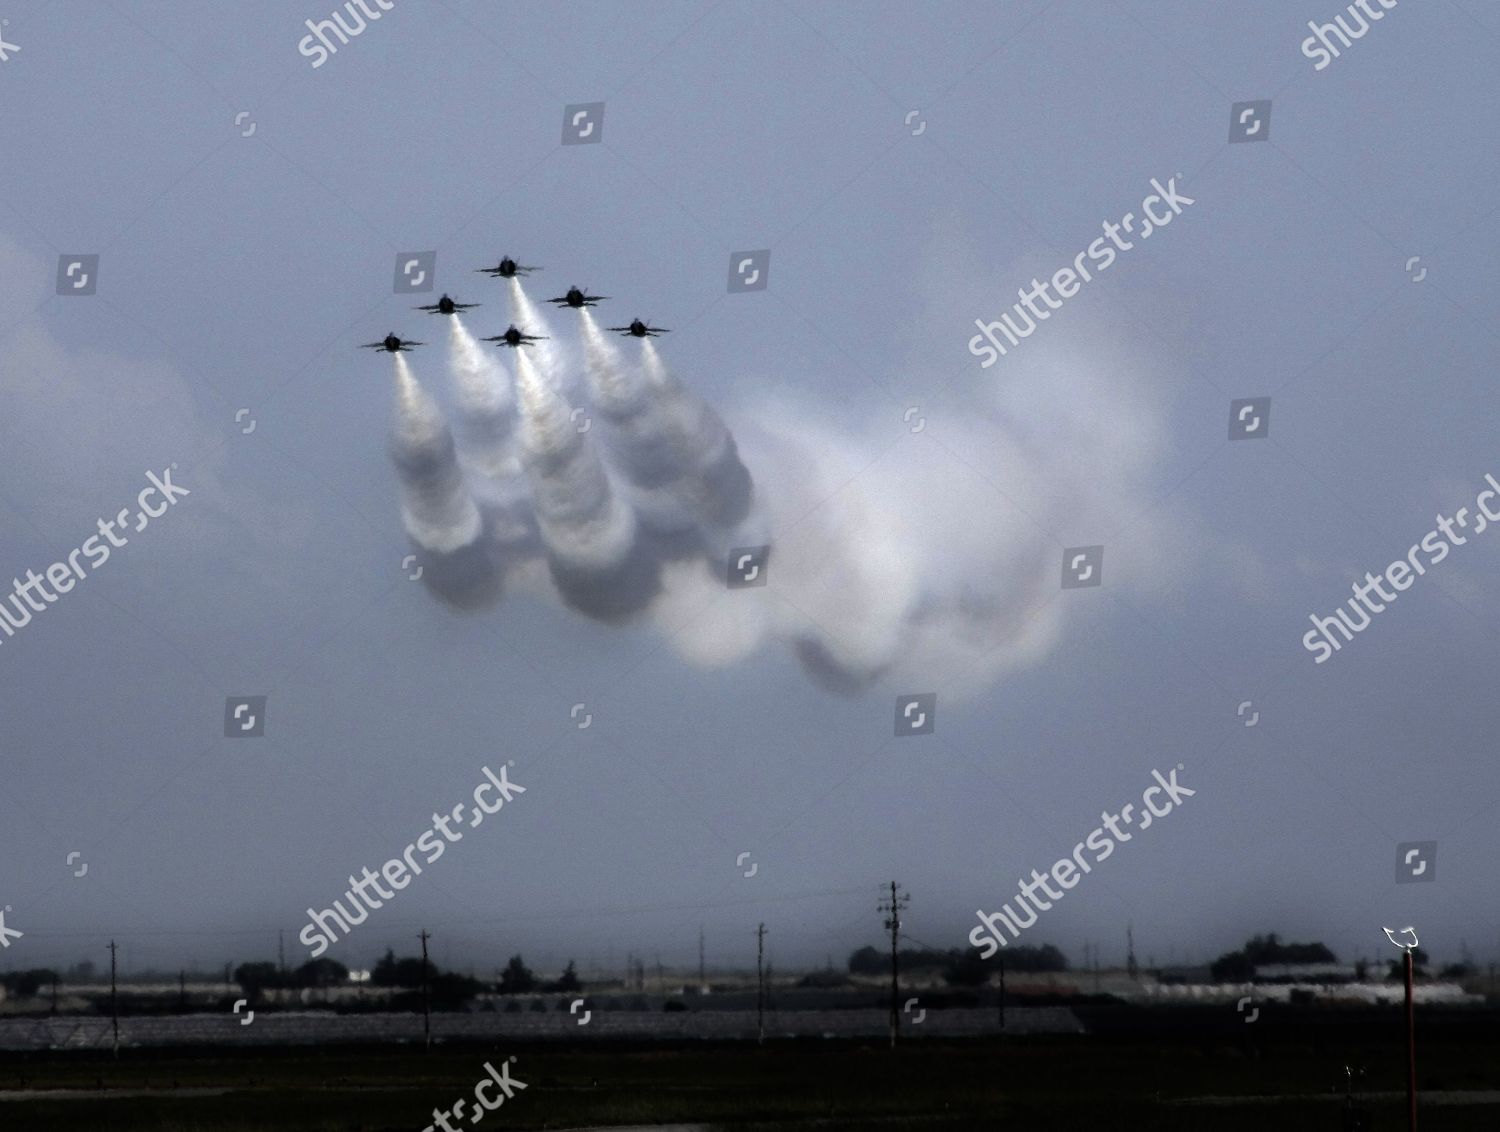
[388, 354, 504, 610]
[510, 348, 661, 621]
[386, 282, 1171, 699]
[578, 312, 753, 542]
[445, 317, 535, 552]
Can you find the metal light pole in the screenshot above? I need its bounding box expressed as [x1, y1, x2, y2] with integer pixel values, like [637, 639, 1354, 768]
[1383, 926, 1420, 1132]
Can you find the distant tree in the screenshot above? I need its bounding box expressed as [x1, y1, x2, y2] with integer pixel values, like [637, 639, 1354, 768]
[798, 970, 853, 989]
[65, 960, 96, 982]
[371, 949, 398, 986]
[1242, 933, 1336, 965]
[370, 950, 435, 989]
[549, 960, 582, 993]
[293, 957, 349, 988]
[1354, 958, 1370, 981]
[1, 969, 58, 998]
[945, 947, 991, 987]
[1013, 944, 1068, 973]
[896, 949, 949, 973]
[847, 946, 883, 975]
[429, 972, 483, 1009]
[941, 942, 1068, 986]
[233, 962, 281, 999]
[498, 954, 536, 995]
[1211, 934, 1337, 981]
[1439, 962, 1474, 980]
[1209, 950, 1255, 982]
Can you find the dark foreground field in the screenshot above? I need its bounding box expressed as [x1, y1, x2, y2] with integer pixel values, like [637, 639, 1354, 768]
[2, 1014, 1499, 1130]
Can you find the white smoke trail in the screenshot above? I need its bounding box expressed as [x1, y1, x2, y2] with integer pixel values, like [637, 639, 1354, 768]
[506, 278, 571, 395]
[386, 353, 509, 610]
[509, 349, 662, 618]
[446, 316, 519, 480]
[578, 312, 699, 536]
[388, 354, 483, 553]
[571, 320, 755, 541]
[444, 315, 537, 551]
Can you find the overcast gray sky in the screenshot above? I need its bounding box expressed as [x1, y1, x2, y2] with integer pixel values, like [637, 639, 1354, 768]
[2, 0, 1498, 980]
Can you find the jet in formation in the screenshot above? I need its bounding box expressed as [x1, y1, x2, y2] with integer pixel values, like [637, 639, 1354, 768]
[476, 257, 540, 279]
[609, 319, 669, 338]
[360, 333, 423, 353]
[548, 286, 607, 309]
[482, 325, 548, 349]
[415, 294, 480, 316]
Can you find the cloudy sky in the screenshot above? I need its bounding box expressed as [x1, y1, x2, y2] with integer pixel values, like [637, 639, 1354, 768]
[1, 0, 1497, 980]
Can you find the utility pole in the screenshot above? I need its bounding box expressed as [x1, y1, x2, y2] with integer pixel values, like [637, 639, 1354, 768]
[1126, 922, 1139, 981]
[1382, 926, 1420, 1132]
[1404, 948, 1418, 1132]
[699, 927, 706, 989]
[998, 950, 1006, 1031]
[756, 923, 767, 1046]
[879, 881, 909, 1049]
[108, 940, 119, 1057]
[419, 929, 432, 1051]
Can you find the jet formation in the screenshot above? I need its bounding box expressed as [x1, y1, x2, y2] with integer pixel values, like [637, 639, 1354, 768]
[366, 259, 665, 356]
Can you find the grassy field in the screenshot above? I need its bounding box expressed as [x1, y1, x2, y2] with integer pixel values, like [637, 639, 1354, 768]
[2, 1028, 1498, 1130]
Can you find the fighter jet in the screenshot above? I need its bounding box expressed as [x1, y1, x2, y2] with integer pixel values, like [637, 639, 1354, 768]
[608, 319, 669, 338]
[481, 325, 548, 349]
[360, 333, 423, 353]
[547, 286, 606, 309]
[476, 257, 540, 279]
[415, 294, 480, 316]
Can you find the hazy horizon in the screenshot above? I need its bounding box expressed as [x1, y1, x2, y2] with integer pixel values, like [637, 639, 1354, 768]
[3, 1, 1497, 986]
